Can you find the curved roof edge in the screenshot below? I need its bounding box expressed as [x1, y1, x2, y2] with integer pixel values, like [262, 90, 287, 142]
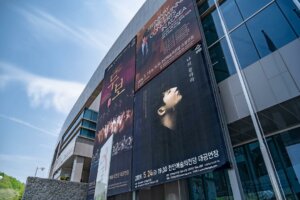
[57, 0, 166, 139]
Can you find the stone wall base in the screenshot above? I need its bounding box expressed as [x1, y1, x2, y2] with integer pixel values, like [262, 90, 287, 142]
[22, 177, 88, 200]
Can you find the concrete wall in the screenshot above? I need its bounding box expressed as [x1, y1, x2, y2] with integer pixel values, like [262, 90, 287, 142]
[22, 177, 88, 200]
[74, 137, 94, 158]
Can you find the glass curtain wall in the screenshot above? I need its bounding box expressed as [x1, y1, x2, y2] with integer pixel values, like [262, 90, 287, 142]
[234, 127, 300, 199]
[198, 0, 300, 199]
[136, 172, 233, 200]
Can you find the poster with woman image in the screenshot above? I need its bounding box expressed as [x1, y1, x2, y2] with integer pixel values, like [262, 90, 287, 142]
[133, 44, 229, 189]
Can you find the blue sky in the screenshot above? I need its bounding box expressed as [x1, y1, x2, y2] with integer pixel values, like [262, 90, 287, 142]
[0, 0, 145, 183]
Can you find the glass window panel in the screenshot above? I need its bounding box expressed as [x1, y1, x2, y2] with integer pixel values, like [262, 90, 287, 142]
[234, 142, 275, 199]
[230, 25, 260, 68]
[82, 120, 96, 130]
[276, 0, 300, 36]
[219, 0, 243, 31]
[198, 1, 210, 16]
[207, 0, 216, 7]
[246, 3, 297, 58]
[202, 10, 224, 46]
[267, 138, 296, 199]
[80, 128, 95, 139]
[187, 170, 233, 200]
[235, 0, 272, 19]
[92, 111, 98, 121]
[275, 129, 300, 198]
[83, 109, 93, 119]
[209, 39, 236, 83]
[234, 146, 259, 199]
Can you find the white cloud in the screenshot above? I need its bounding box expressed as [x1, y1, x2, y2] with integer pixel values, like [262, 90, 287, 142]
[0, 114, 57, 137]
[0, 62, 84, 114]
[15, 6, 112, 51]
[12, 1, 146, 60]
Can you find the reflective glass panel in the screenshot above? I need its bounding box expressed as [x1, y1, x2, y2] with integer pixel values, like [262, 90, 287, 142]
[276, 0, 300, 37]
[219, 0, 243, 31]
[202, 11, 224, 46]
[80, 128, 95, 139]
[209, 39, 235, 83]
[187, 170, 233, 200]
[230, 25, 260, 68]
[267, 137, 298, 199]
[235, 0, 272, 19]
[82, 120, 96, 130]
[246, 3, 297, 58]
[234, 143, 275, 199]
[271, 129, 300, 199]
[198, 1, 210, 15]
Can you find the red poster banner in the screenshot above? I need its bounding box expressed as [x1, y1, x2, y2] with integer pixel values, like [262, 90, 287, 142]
[135, 0, 201, 90]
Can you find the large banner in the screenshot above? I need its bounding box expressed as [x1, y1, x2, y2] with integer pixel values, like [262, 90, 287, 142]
[135, 0, 201, 90]
[133, 44, 228, 189]
[87, 39, 136, 199]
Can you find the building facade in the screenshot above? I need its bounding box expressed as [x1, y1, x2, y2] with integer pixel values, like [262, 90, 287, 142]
[49, 107, 99, 182]
[50, 0, 300, 199]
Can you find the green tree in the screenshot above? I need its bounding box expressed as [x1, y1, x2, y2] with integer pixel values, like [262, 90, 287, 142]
[0, 172, 25, 200]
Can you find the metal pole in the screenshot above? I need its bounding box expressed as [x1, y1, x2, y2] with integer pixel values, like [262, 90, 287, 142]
[34, 167, 39, 177]
[34, 167, 45, 177]
[212, 0, 285, 199]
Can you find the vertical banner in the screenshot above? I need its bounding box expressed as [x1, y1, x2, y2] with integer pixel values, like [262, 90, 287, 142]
[87, 38, 136, 199]
[133, 45, 229, 189]
[135, 0, 201, 90]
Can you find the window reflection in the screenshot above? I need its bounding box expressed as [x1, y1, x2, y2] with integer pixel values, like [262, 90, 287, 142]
[202, 11, 224, 46]
[234, 127, 300, 199]
[136, 171, 233, 200]
[80, 128, 95, 139]
[273, 129, 300, 198]
[235, 0, 272, 19]
[209, 39, 235, 83]
[187, 170, 233, 200]
[198, 1, 210, 16]
[246, 3, 297, 58]
[230, 25, 260, 68]
[219, 0, 243, 31]
[276, 0, 300, 36]
[234, 143, 275, 199]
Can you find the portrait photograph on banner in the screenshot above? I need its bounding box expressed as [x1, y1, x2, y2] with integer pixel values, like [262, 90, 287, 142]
[133, 44, 229, 189]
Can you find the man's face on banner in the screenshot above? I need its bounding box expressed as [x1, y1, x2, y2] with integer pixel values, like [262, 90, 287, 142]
[162, 87, 182, 109]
